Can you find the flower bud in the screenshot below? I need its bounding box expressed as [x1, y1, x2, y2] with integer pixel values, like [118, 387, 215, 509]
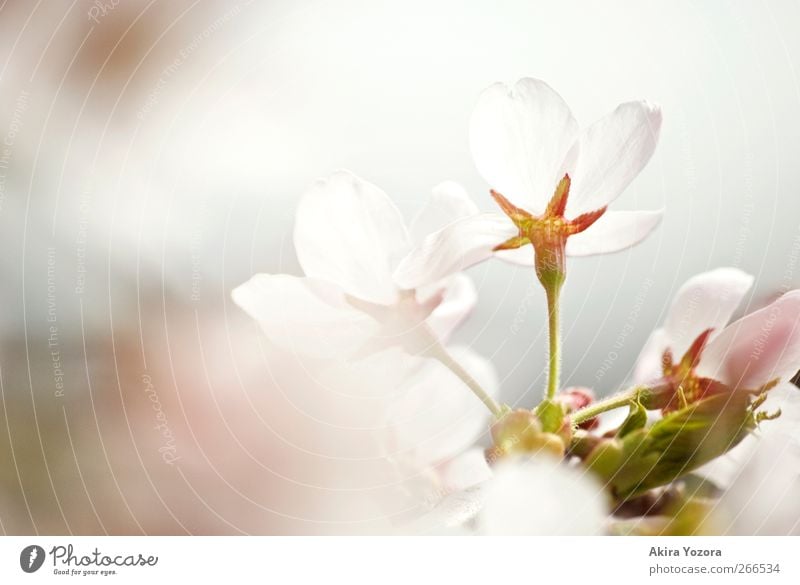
[637, 382, 675, 410]
[557, 387, 599, 430]
[585, 392, 756, 500]
[489, 409, 565, 460]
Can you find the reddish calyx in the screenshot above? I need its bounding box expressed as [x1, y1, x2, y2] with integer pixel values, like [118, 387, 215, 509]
[657, 329, 730, 413]
[491, 174, 606, 283]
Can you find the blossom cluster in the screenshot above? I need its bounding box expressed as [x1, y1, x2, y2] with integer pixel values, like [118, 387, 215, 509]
[233, 78, 800, 535]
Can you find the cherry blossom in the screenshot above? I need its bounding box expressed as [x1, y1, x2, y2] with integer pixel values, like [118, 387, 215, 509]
[394, 77, 663, 289]
[635, 268, 800, 398]
[232, 170, 479, 360]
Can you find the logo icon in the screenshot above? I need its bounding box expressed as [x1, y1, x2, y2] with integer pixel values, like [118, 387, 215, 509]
[20, 545, 45, 573]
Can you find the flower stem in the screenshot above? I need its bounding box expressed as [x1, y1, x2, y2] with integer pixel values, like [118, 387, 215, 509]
[545, 282, 562, 401]
[570, 387, 642, 425]
[426, 341, 503, 418]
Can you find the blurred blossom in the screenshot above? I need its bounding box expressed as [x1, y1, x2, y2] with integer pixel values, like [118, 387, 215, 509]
[407, 456, 608, 535]
[232, 170, 500, 524]
[232, 170, 477, 358]
[478, 458, 608, 535]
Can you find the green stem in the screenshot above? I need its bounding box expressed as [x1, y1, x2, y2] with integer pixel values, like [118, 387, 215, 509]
[421, 329, 503, 418]
[571, 387, 642, 425]
[544, 282, 562, 401]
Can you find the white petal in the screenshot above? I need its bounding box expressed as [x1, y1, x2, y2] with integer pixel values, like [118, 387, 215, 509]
[662, 268, 754, 358]
[231, 274, 377, 357]
[566, 101, 662, 216]
[717, 433, 800, 535]
[470, 78, 579, 213]
[698, 290, 800, 388]
[421, 274, 478, 342]
[437, 448, 493, 492]
[386, 346, 498, 467]
[409, 181, 480, 244]
[294, 170, 409, 305]
[565, 209, 663, 256]
[634, 328, 670, 384]
[401, 485, 485, 534]
[479, 458, 608, 535]
[393, 213, 517, 289]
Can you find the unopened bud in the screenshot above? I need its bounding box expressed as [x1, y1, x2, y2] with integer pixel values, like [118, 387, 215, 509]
[490, 409, 565, 460]
[557, 387, 599, 430]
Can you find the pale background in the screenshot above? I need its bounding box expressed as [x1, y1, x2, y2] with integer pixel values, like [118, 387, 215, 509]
[1, 0, 799, 533]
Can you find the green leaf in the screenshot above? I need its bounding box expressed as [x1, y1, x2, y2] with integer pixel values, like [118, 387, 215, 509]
[616, 399, 647, 437]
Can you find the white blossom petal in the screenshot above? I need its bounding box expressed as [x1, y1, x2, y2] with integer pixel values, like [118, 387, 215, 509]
[393, 213, 517, 289]
[470, 78, 579, 213]
[231, 274, 377, 357]
[420, 274, 478, 342]
[662, 268, 754, 358]
[294, 170, 409, 305]
[386, 345, 498, 467]
[566, 101, 662, 217]
[697, 290, 800, 389]
[437, 448, 493, 493]
[564, 209, 663, 256]
[409, 181, 480, 244]
[479, 458, 608, 535]
[716, 432, 800, 535]
[401, 485, 485, 534]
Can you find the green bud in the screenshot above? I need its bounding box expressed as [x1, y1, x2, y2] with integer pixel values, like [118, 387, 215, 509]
[567, 429, 602, 459]
[584, 437, 625, 479]
[586, 392, 756, 500]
